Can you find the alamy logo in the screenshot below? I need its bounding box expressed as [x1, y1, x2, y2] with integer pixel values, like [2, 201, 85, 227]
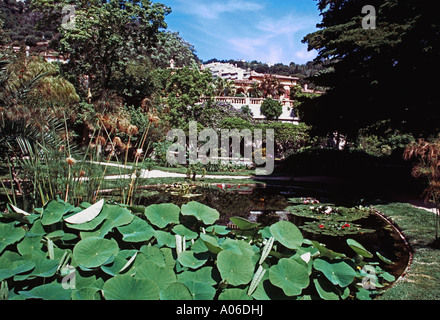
[61, 265, 76, 290]
[361, 265, 377, 290]
[362, 5, 377, 30]
[166, 121, 275, 175]
[61, 5, 76, 30]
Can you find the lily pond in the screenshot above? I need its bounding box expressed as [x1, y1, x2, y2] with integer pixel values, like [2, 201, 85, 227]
[0, 183, 410, 300]
[138, 184, 410, 280]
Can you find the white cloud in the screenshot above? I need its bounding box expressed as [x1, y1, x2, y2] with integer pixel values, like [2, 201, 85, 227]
[295, 48, 318, 61]
[174, 0, 264, 20]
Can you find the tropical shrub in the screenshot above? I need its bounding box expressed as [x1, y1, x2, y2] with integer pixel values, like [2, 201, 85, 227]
[0, 199, 395, 300]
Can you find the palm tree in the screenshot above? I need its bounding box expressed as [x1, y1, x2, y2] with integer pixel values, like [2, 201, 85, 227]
[249, 82, 263, 98]
[213, 77, 236, 97]
[258, 74, 285, 99]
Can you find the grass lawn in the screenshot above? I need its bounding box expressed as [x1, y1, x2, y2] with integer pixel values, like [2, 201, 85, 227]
[372, 202, 440, 300]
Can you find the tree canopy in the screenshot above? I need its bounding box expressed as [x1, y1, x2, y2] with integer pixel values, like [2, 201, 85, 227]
[300, 0, 440, 141]
[32, 0, 171, 101]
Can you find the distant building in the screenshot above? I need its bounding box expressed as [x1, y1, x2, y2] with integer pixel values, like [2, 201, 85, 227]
[203, 62, 251, 81]
[0, 44, 69, 64]
[202, 62, 302, 122]
[204, 62, 299, 99]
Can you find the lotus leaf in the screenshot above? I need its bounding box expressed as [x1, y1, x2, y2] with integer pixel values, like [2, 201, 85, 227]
[0, 255, 35, 281]
[190, 237, 209, 253]
[172, 224, 198, 240]
[177, 267, 217, 300]
[347, 239, 373, 258]
[27, 219, 46, 236]
[161, 248, 176, 269]
[160, 282, 193, 300]
[71, 287, 101, 300]
[217, 250, 254, 286]
[219, 288, 253, 300]
[0, 223, 26, 253]
[41, 200, 73, 226]
[230, 216, 261, 230]
[103, 274, 160, 300]
[17, 235, 43, 256]
[88, 204, 134, 238]
[269, 221, 303, 250]
[134, 260, 176, 289]
[14, 254, 59, 281]
[200, 234, 222, 254]
[19, 282, 72, 300]
[117, 216, 155, 243]
[221, 239, 256, 258]
[311, 241, 346, 260]
[73, 237, 119, 268]
[269, 258, 309, 296]
[313, 276, 341, 300]
[155, 230, 176, 248]
[139, 245, 166, 267]
[376, 251, 394, 265]
[313, 258, 357, 287]
[177, 251, 209, 269]
[205, 225, 231, 235]
[144, 203, 180, 228]
[181, 201, 219, 225]
[101, 250, 138, 276]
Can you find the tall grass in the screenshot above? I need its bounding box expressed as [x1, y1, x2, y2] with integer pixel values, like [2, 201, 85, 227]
[0, 112, 155, 211]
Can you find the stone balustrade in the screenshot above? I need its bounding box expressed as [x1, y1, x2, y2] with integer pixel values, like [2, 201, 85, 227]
[199, 97, 299, 123]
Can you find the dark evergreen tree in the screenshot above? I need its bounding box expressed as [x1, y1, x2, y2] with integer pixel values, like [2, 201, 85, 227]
[300, 0, 440, 141]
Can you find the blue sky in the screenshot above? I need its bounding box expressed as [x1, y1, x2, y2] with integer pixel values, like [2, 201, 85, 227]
[160, 0, 322, 65]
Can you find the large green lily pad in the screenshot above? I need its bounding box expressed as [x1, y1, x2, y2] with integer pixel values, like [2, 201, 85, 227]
[14, 254, 59, 281]
[269, 221, 303, 250]
[88, 204, 134, 238]
[0, 254, 35, 281]
[181, 201, 219, 225]
[0, 223, 26, 253]
[230, 216, 261, 230]
[269, 258, 309, 296]
[41, 200, 73, 226]
[177, 251, 209, 269]
[19, 282, 73, 300]
[313, 258, 357, 288]
[177, 267, 217, 300]
[134, 260, 176, 289]
[219, 288, 253, 300]
[101, 250, 138, 276]
[117, 216, 155, 243]
[160, 282, 193, 300]
[73, 237, 119, 268]
[217, 250, 254, 286]
[347, 239, 373, 258]
[103, 274, 160, 300]
[144, 203, 180, 228]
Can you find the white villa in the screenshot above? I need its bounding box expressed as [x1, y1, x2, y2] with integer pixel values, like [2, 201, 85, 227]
[203, 62, 302, 123]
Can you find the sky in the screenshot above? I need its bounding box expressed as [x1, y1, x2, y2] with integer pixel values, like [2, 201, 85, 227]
[160, 0, 322, 65]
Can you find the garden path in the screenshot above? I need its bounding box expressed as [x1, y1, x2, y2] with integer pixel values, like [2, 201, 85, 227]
[89, 161, 253, 180]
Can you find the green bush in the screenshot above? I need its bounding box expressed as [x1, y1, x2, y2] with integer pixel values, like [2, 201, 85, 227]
[260, 98, 282, 121]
